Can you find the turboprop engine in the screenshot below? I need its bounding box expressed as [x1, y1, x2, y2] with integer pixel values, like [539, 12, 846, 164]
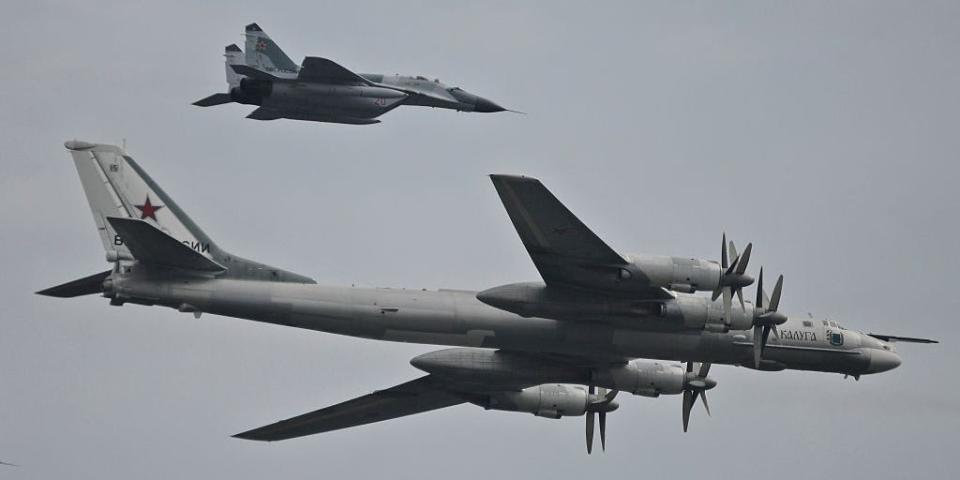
[481, 384, 601, 418]
[476, 282, 756, 332]
[410, 348, 719, 452]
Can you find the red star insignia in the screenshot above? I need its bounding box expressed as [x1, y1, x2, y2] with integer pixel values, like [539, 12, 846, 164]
[256, 40, 267, 51]
[135, 195, 164, 221]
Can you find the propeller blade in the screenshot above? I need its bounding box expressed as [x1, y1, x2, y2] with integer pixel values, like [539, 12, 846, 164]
[734, 243, 753, 275]
[682, 390, 693, 432]
[599, 411, 607, 451]
[736, 288, 745, 311]
[698, 362, 712, 378]
[722, 287, 733, 325]
[756, 268, 764, 310]
[753, 324, 763, 368]
[604, 389, 619, 403]
[761, 325, 772, 354]
[700, 391, 711, 416]
[728, 241, 739, 265]
[768, 275, 784, 312]
[586, 411, 595, 454]
[721, 233, 729, 269]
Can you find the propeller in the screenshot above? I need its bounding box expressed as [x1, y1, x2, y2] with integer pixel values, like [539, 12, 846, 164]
[751, 268, 788, 368]
[585, 386, 619, 454]
[681, 361, 716, 432]
[711, 234, 755, 325]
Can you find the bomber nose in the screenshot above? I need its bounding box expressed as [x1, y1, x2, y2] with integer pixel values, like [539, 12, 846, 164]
[865, 349, 902, 374]
[473, 96, 506, 113]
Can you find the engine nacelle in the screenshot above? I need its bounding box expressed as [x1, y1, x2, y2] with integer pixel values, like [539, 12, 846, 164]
[622, 254, 722, 294]
[481, 384, 589, 418]
[592, 360, 686, 396]
[661, 294, 755, 332]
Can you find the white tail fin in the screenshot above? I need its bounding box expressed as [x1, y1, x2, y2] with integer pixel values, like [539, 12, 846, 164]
[65, 140, 217, 263]
[64, 140, 314, 283]
[225, 43, 243, 88]
[244, 23, 298, 74]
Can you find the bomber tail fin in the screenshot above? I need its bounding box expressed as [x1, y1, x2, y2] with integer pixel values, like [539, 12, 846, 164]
[244, 23, 298, 74]
[61, 140, 314, 283]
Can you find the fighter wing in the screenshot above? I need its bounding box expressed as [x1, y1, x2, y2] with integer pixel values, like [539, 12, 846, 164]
[297, 57, 374, 85]
[233, 375, 465, 441]
[490, 174, 628, 287]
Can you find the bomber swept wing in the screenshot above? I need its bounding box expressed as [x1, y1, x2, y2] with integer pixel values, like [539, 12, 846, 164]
[488, 174, 671, 300]
[234, 376, 467, 441]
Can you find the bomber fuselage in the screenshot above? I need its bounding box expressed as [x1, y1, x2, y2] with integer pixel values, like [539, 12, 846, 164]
[106, 269, 899, 377]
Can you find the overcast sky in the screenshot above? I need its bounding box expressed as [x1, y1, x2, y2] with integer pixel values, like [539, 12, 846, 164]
[2, 1, 958, 478]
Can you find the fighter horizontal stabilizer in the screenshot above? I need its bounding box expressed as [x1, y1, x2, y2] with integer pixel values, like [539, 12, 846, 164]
[193, 93, 233, 107]
[107, 217, 226, 273]
[230, 64, 280, 81]
[246, 107, 283, 120]
[36, 270, 111, 297]
[233, 375, 464, 441]
[297, 57, 373, 85]
[868, 334, 938, 344]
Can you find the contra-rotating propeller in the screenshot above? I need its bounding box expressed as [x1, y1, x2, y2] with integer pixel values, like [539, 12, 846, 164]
[681, 361, 717, 432]
[751, 268, 787, 368]
[711, 234, 755, 325]
[585, 386, 619, 454]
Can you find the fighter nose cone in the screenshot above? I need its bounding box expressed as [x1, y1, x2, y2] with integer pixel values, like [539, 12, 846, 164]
[866, 349, 902, 374]
[473, 96, 506, 113]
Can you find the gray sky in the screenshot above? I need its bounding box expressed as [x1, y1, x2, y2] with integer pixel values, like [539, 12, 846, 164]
[2, 1, 958, 478]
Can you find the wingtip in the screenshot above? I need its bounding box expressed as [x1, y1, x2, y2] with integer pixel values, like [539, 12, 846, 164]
[232, 431, 273, 442]
[489, 174, 541, 183]
[64, 140, 96, 151]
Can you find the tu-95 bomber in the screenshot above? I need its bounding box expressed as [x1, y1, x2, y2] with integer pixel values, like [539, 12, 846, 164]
[39, 141, 936, 453]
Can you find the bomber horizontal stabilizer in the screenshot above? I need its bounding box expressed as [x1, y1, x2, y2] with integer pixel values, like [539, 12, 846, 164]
[36, 270, 111, 297]
[193, 93, 233, 107]
[107, 217, 226, 273]
[298, 56, 373, 85]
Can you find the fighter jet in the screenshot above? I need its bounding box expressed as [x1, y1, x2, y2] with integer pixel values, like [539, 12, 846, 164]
[40, 141, 936, 452]
[193, 23, 512, 124]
